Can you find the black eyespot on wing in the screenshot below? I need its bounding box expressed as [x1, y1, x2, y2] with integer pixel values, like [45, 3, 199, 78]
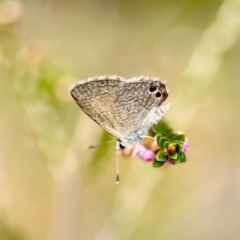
[156, 92, 162, 98]
[149, 85, 157, 92]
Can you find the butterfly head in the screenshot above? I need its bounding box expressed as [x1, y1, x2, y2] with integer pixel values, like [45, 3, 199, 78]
[147, 79, 169, 106]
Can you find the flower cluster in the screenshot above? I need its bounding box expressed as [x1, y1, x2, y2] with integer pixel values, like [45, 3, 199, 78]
[153, 134, 188, 167]
[122, 120, 188, 168]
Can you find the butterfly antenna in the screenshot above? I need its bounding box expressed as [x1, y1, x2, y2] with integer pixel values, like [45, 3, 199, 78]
[115, 151, 120, 184]
[87, 140, 115, 149]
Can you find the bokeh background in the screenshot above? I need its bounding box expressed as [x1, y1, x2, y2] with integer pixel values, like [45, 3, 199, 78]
[0, 0, 240, 239]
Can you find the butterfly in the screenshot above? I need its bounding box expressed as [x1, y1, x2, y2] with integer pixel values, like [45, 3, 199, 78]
[70, 75, 170, 148]
[70, 75, 170, 182]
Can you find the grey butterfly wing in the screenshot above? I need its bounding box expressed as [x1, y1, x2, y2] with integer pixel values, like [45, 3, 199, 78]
[113, 77, 169, 142]
[70, 77, 126, 140]
[70, 76, 170, 144]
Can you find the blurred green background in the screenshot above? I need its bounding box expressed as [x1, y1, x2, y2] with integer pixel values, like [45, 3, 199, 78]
[0, 0, 240, 239]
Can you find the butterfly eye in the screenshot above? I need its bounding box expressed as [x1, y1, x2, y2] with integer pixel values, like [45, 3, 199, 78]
[156, 92, 162, 98]
[149, 85, 157, 93]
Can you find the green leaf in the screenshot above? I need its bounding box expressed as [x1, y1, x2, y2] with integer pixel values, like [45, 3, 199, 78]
[171, 134, 185, 143]
[156, 150, 168, 162]
[175, 143, 183, 153]
[179, 152, 187, 163]
[169, 152, 179, 160]
[156, 134, 170, 148]
[172, 140, 184, 146]
[149, 119, 174, 137]
[153, 159, 165, 168]
[163, 141, 171, 148]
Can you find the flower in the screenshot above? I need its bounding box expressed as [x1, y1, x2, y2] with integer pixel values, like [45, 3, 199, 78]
[153, 133, 187, 167]
[182, 137, 189, 152]
[167, 158, 176, 165]
[122, 143, 155, 162]
[121, 131, 188, 168]
[132, 144, 155, 162]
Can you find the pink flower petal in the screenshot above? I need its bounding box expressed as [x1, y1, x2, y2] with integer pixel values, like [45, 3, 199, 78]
[167, 158, 176, 165]
[182, 137, 189, 152]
